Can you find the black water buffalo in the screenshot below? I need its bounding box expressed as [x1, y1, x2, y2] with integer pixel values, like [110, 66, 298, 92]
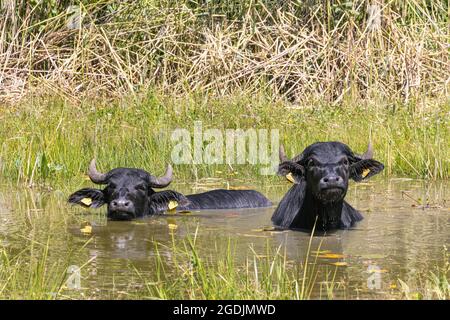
[69, 159, 272, 220]
[272, 141, 384, 232]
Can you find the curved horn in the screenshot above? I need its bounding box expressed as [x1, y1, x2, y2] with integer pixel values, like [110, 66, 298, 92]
[362, 141, 373, 159]
[88, 159, 108, 184]
[279, 144, 288, 162]
[149, 164, 173, 188]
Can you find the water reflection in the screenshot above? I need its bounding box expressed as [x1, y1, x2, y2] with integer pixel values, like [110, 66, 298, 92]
[0, 178, 448, 299]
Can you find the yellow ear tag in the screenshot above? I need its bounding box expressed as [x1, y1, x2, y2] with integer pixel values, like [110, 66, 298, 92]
[286, 172, 295, 183]
[80, 198, 92, 206]
[362, 169, 370, 178]
[167, 200, 178, 212]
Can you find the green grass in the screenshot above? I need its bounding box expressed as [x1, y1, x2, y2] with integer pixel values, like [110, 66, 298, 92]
[132, 228, 338, 300]
[1, 227, 448, 300]
[0, 241, 67, 299]
[136, 232, 450, 300]
[0, 92, 448, 188]
[398, 246, 449, 300]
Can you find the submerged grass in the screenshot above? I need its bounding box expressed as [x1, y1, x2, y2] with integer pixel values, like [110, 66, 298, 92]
[133, 227, 335, 300]
[398, 247, 449, 300]
[0, 213, 448, 300]
[0, 242, 66, 299]
[0, 92, 448, 187]
[137, 235, 450, 300]
[2, 227, 447, 300]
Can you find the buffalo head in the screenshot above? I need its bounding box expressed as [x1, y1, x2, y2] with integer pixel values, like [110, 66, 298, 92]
[274, 141, 384, 231]
[68, 159, 176, 220]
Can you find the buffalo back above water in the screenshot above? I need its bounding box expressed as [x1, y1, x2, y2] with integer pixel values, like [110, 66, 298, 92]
[69, 160, 272, 220]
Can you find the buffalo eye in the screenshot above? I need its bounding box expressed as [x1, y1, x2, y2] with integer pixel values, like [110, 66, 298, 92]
[307, 159, 316, 168]
[134, 184, 147, 191]
[341, 158, 349, 166]
[108, 183, 117, 189]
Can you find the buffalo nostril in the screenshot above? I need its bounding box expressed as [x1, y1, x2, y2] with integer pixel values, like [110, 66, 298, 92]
[111, 200, 131, 209]
[322, 176, 342, 185]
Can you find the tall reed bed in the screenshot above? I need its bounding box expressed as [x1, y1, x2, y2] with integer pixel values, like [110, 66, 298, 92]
[1, 0, 448, 103]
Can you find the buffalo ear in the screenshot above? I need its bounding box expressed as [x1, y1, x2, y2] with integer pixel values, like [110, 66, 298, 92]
[68, 188, 106, 208]
[350, 159, 384, 182]
[277, 161, 305, 184]
[149, 190, 191, 214]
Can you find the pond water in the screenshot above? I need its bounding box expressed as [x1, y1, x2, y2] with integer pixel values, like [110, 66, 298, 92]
[0, 178, 448, 299]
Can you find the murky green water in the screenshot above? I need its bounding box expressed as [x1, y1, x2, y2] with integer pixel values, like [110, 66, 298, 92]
[0, 178, 448, 299]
